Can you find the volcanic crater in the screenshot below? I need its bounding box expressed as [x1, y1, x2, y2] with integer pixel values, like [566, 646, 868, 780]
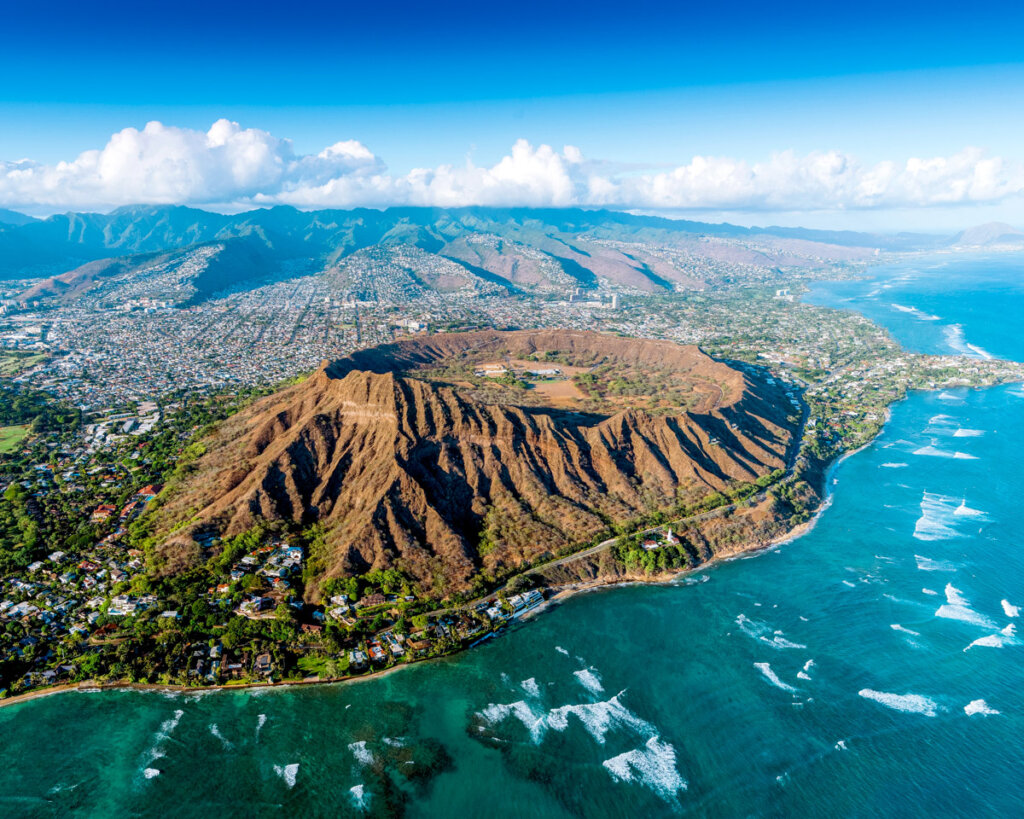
[152, 330, 799, 596]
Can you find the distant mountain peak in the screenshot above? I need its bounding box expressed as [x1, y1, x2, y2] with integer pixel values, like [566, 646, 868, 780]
[955, 221, 1024, 246]
[0, 208, 36, 227]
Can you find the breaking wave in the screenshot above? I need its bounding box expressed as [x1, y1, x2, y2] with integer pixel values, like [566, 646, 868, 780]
[964, 623, 1018, 651]
[935, 584, 997, 629]
[753, 662, 797, 693]
[547, 692, 655, 745]
[209, 724, 233, 750]
[1002, 600, 1020, 618]
[348, 740, 376, 766]
[350, 784, 369, 810]
[858, 689, 939, 716]
[890, 303, 940, 320]
[942, 325, 993, 359]
[735, 614, 806, 650]
[480, 687, 660, 749]
[602, 736, 688, 802]
[914, 493, 985, 542]
[274, 763, 299, 788]
[915, 554, 958, 572]
[913, 444, 977, 460]
[964, 699, 999, 716]
[573, 668, 605, 696]
[140, 709, 184, 778]
[914, 493, 963, 541]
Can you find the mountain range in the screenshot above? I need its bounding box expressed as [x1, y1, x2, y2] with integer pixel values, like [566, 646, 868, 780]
[2, 205, 956, 304]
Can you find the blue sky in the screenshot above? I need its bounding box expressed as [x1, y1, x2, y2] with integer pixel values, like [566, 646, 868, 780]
[3, 0, 1024, 228]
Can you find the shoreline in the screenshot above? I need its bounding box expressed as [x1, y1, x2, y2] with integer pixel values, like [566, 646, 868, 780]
[0, 431, 869, 713]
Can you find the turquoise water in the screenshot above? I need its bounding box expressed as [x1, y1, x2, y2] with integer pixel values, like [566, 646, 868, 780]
[3, 254, 1024, 818]
[805, 252, 1024, 361]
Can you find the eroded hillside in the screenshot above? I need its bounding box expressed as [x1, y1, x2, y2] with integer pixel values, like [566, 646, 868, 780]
[151, 331, 798, 597]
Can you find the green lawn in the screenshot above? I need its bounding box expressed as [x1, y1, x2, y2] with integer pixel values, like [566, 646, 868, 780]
[296, 656, 329, 676]
[0, 353, 47, 377]
[0, 425, 29, 454]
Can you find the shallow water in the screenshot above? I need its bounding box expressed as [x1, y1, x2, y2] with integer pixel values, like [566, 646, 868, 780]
[3, 253, 1023, 817]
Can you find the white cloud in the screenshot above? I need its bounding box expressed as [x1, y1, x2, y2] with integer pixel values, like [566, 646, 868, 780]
[1, 120, 1022, 214]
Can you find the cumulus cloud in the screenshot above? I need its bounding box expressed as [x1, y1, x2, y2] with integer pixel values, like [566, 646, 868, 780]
[1, 120, 1022, 213]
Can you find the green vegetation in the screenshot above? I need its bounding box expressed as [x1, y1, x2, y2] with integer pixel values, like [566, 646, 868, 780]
[0, 425, 29, 455]
[0, 351, 47, 377]
[0, 384, 81, 433]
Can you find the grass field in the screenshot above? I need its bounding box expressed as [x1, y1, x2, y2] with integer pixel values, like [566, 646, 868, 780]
[0, 425, 29, 454]
[0, 353, 47, 377]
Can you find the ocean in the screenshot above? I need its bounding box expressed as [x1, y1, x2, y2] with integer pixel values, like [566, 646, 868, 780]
[3, 252, 1024, 818]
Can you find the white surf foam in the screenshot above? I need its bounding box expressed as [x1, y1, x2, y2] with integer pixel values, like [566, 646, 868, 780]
[478, 700, 547, 743]
[915, 554, 958, 571]
[209, 724, 233, 750]
[796, 659, 814, 681]
[350, 784, 369, 810]
[964, 623, 1018, 651]
[602, 736, 687, 801]
[964, 699, 999, 716]
[753, 662, 797, 693]
[573, 668, 605, 695]
[140, 708, 184, 772]
[890, 624, 921, 636]
[953, 428, 985, 438]
[520, 678, 541, 698]
[143, 768, 161, 779]
[891, 303, 940, 320]
[917, 493, 962, 544]
[736, 614, 806, 650]
[942, 325, 992, 359]
[914, 492, 976, 542]
[858, 689, 938, 716]
[348, 740, 376, 766]
[555, 646, 569, 656]
[256, 713, 267, 737]
[913, 444, 976, 460]
[936, 583, 997, 629]
[160, 709, 184, 738]
[274, 763, 299, 788]
[834, 740, 847, 750]
[1001, 600, 1020, 618]
[880, 462, 908, 468]
[922, 588, 938, 596]
[547, 691, 655, 745]
[954, 500, 988, 519]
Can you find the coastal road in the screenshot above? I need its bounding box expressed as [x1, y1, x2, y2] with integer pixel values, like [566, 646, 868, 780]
[426, 386, 810, 618]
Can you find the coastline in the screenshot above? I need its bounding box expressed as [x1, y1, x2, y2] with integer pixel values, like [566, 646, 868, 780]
[0, 430, 872, 713]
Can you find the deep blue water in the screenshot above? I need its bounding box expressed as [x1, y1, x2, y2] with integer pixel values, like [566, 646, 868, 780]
[805, 251, 1024, 361]
[2, 252, 1023, 818]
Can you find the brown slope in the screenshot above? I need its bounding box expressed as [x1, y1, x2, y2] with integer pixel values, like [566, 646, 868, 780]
[153, 331, 796, 597]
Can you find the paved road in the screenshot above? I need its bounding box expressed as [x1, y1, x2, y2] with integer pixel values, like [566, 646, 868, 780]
[428, 389, 809, 617]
